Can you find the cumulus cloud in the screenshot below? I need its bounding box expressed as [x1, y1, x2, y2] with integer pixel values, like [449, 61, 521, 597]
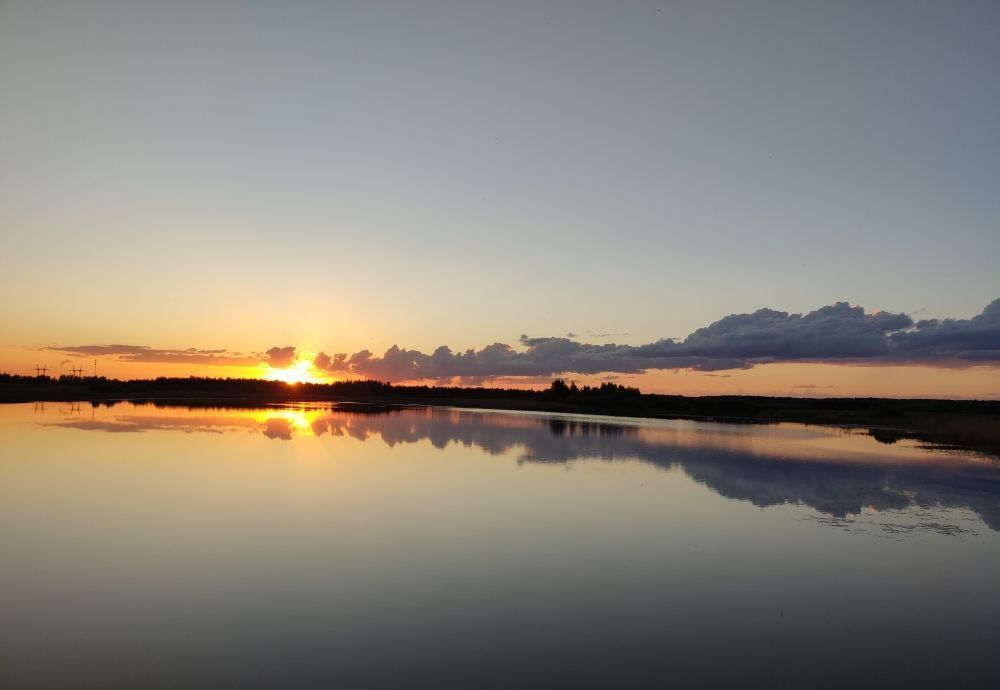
[634, 302, 915, 363]
[889, 298, 1000, 362]
[40, 300, 1000, 382]
[311, 299, 1000, 382]
[265, 346, 297, 368]
[311, 339, 654, 382]
[313, 351, 349, 372]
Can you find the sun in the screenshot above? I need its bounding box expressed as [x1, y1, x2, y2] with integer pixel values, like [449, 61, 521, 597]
[262, 357, 327, 385]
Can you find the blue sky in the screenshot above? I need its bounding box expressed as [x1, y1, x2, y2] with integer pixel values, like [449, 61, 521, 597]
[1, 1, 997, 393]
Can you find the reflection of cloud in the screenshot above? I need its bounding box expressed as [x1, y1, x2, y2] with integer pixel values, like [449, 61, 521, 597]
[46, 403, 1000, 532]
[41, 415, 255, 434]
[263, 418, 293, 440]
[310, 299, 1000, 382]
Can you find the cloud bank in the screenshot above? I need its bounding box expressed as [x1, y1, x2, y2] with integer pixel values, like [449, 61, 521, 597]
[313, 299, 1000, 382]
[41, 299, 999, 382]
[41, 344, 261, 367]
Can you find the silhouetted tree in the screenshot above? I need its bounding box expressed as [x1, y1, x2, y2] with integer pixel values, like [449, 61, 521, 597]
[546, 378, 570, 399]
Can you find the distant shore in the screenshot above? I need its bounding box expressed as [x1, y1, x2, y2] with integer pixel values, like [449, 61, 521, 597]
[3, 374, 999, 458]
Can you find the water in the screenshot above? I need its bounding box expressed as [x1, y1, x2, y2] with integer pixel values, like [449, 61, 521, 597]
[1, 402, 998, 689]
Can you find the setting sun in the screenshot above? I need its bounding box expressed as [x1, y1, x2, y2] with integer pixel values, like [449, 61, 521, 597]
[1, 3, 999, 688]
[262, 357, 327, 385]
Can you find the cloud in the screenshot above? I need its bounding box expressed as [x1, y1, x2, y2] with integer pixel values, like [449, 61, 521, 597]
[311, 299, 999, 382]
[889, 298, 1000, 362]
[313, 351, 349, 372]
[41, 344, 261, 366]
[265, 346, 297, 368]
[41, 343, 309, 369]
[311, 339, 655, 382]
[40, 300, 1000, 382]
[634, 302, 914, 362]
[585, 331, 630, 339]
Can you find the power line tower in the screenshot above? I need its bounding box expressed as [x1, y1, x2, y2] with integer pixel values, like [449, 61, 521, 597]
[70, 365, 85, 377]
[34, 365, 48, 377]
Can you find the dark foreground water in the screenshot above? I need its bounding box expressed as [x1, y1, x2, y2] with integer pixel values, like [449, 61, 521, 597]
[1, 402, 998, 689]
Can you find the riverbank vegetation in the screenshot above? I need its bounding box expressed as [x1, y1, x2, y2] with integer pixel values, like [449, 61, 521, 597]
[3, 373, 998, 456]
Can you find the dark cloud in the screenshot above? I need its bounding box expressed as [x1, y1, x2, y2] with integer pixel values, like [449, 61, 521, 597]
[312, 339, 655, 382]
[889, 298, 1000, 362]
[634, 302, 914, 362]
[40, 300, 1000, 382]
[265, 346, 297, 368]
[312, 299, 999, 382]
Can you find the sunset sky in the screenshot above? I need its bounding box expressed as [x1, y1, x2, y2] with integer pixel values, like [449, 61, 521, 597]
[1, 1, 998, 397]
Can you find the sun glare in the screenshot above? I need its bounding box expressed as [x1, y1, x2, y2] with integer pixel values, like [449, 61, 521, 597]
[250, 407, 320, 435]
[262, 357, 327, 385]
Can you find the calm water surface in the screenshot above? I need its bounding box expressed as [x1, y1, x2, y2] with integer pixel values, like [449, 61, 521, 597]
[1, 402, 998, 689]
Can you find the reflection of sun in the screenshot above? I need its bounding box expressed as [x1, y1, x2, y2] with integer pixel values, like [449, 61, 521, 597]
[262, 357, 327, 385]
[252, 407, 321, 435]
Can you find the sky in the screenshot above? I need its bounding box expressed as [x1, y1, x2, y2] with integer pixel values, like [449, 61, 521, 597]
[1, 0, 998, 397]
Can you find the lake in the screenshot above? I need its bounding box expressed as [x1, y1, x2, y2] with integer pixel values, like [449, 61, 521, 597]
[1, 401, 998, 689]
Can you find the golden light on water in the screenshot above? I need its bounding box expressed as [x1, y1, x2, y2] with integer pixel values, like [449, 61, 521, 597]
[249, 406, 322, 437]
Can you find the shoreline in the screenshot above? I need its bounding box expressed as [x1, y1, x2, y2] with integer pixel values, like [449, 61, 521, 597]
[4, 375, 998, 459]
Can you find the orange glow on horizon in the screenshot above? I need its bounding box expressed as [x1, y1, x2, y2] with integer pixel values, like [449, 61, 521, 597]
[260, 357, 329, 385]
[0, 343, 997, 398]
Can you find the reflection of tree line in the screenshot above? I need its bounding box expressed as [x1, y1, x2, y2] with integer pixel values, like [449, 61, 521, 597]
[7, 373, 999, 456]
[46, 402, 1000, 531]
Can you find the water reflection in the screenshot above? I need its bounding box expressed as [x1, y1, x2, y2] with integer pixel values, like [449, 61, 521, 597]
[35, 401, 1000, 533]
[5, 401, 1000, 689]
